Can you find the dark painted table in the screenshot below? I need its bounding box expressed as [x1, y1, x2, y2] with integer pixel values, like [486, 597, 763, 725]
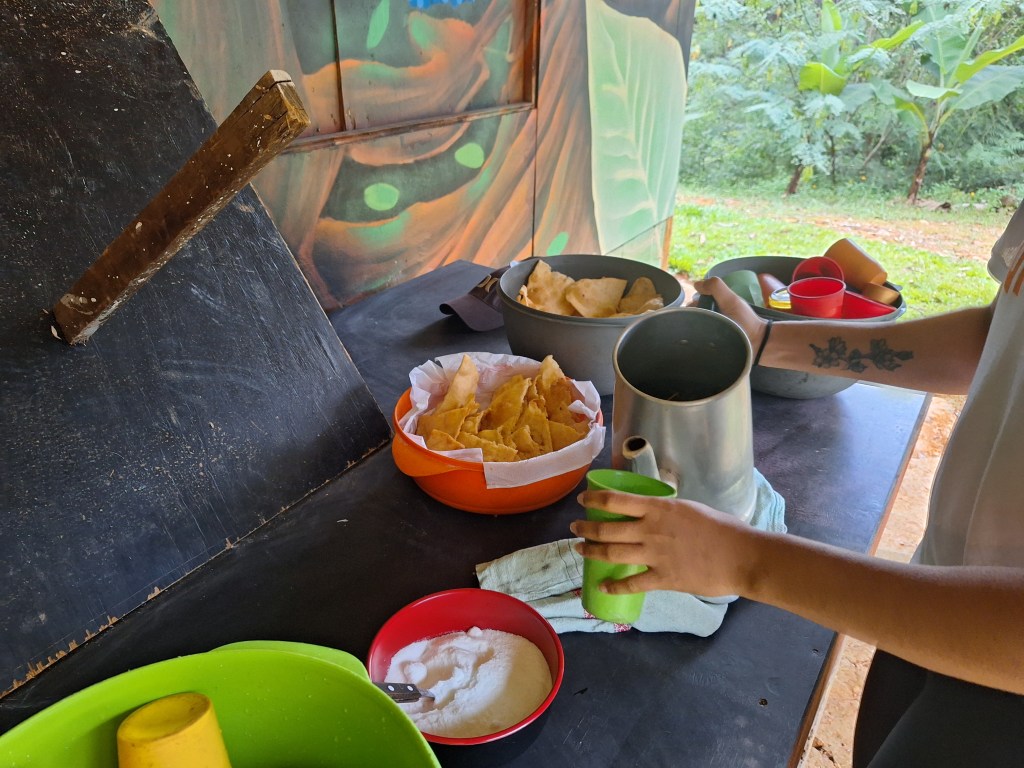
[0, 261, 928, 767]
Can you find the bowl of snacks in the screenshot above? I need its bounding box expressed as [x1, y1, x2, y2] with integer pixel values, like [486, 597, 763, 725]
[499, 255, 686, 395]
[367, 588, 563, 763]
[392, 352, 604, 514]
[704, 252, 906, 399]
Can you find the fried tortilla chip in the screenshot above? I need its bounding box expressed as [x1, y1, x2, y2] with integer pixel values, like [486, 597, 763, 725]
[425, 430, 465, 452]
[610, 299, 663, 317]
[476, 428, 504, 445]
[460, 412, 482, 435]
[565, 277, 628, 318]
[417, 402, 476, 440]
[480, 374, 530, 432]
[616, 277, 664, 315]
[517, 262, 665, 317]
[438, 354, 479, 413]
[457, 431, 519, 462]
[413, 353, 592, 462]
[515, 399, 554, 455]
[549, 420, 587, 451]
[518, 260, 579, 316]
[510, 425, 544, 460]
[535, 355, 574, 417]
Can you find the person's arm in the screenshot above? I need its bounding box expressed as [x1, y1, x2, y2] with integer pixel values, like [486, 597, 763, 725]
[571, 491, 1024, 694]
[694, 277, 996, 395]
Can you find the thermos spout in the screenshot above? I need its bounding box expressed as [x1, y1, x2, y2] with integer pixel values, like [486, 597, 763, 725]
[622, 436, 678, 492]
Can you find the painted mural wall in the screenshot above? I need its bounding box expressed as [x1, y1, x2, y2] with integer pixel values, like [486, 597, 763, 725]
[153, 0, 693, 312]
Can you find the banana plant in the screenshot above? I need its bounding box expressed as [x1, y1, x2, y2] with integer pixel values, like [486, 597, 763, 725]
[798, 0, 922, 98]
[878, 1, 1024, 202]
[787, 0, 918, 193]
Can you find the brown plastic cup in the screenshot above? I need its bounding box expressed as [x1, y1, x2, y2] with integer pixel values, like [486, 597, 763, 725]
[861, 282, 901, 306]
[758, 273, 788, 306]
[823, 238, 886, 291]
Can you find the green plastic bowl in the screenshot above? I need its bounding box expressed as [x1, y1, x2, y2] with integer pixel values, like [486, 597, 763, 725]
[0, 647, 440, 768]
[212, 639, 369, 678]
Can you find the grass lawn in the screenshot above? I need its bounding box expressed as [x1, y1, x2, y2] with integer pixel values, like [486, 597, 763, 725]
[668, 185, 1014, 320]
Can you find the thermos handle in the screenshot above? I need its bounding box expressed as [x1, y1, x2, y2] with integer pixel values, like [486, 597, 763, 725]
[695, 292, 717, 312]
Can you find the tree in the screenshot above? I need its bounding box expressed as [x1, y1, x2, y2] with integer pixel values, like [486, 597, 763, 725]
[790, 0, 920, 193]
[875, 1, 1024, 202]
[680, 0, 1024, 196]
[719, 0, 903, 194]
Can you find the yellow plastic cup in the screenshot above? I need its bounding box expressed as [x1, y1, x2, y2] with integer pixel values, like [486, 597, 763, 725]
[581, 469, 676, 624]
[117, 692, 232, 768]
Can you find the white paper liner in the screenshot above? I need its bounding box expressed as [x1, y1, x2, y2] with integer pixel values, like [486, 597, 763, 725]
[398, 351, 606, 489]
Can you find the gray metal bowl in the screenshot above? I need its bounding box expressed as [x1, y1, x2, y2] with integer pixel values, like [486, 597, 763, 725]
[705, 255, 906, 399]
[499, 255, 686, 396]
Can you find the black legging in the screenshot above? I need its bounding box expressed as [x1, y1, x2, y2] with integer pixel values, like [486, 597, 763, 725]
[853, 650, 1024, 767]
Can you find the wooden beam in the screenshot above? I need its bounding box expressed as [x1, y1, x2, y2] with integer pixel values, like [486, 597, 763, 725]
[51, 70, 310, 344]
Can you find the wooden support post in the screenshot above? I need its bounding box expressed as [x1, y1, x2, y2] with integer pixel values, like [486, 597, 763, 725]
[51, 70, 310, 345]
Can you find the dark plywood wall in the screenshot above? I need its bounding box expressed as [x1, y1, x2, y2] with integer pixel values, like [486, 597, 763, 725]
[0, 1, 390, 694]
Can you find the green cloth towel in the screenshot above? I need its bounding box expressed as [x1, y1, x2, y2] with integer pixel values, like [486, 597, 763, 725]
[475, 468, 786, 635]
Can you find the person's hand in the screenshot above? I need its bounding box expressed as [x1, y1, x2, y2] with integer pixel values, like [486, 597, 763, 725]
[570, 489, 758, 598]
[692, 276, 770, 352]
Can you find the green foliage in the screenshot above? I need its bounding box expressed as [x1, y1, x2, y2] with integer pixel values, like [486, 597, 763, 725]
[929, 106, 1024, 191]
[682, 0, 1024, 196]
[669, 185, 1000, 319]
[879, 1, 1024, 199]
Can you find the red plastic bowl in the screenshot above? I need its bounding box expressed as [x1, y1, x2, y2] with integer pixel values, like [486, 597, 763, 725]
[391, 388, 601, 514]
[842, 289, 897, 319]
[367, 589, 564, 747]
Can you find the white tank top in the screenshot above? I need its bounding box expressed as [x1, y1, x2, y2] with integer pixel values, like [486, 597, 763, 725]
[918, 203, 1024, 566]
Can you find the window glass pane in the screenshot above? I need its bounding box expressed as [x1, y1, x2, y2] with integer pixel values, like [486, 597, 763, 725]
[336, 0, 531, 130]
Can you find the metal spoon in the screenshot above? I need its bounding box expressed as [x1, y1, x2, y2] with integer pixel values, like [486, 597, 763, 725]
[374, 681, 436, 703]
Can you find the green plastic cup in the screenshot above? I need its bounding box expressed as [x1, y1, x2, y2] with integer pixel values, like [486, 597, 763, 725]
[581, 469, 676, 624]
[721, 269, 764, 307]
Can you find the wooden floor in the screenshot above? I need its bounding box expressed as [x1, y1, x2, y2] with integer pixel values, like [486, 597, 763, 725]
[798, 395, 961, 767]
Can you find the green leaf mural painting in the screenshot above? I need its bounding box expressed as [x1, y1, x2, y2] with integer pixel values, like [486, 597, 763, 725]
[154, 0, 694, 310]
[586, 0, 687, 259]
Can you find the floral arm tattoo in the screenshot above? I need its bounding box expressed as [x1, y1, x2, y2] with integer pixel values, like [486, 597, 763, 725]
[810, 337, 913, 373]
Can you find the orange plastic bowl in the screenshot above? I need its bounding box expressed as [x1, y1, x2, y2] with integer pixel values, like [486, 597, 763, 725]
[392, 389, 601, 514]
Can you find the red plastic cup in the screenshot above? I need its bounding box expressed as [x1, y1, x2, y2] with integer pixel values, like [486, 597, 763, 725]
[792, 255, 845, 282]
[788, 277, 845, 318]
